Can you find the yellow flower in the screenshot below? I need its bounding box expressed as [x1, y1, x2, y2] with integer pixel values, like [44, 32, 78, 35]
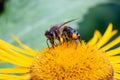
[0, 23, 120, 80]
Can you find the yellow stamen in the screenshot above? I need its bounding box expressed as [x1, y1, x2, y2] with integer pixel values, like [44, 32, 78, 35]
[31, 42, 113, 80]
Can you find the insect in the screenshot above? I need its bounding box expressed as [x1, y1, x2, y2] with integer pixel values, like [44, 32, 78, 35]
[45, 18, 81, 48]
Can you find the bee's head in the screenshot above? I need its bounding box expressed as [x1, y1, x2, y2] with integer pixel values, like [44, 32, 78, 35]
[45, 31, 55, 40]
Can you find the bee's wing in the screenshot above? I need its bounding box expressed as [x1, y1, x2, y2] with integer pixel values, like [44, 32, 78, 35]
[58, 18, 80, 28]
[58, 18, 80, 34]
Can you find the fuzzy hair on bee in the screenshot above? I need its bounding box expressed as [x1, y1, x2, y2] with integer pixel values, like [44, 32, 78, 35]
[45, 18, 81, 49]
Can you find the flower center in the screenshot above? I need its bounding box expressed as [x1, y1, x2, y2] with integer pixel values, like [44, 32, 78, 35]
[30, 42, 114, 80]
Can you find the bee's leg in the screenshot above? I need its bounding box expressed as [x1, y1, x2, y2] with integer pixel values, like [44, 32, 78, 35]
[75, 39, 79, 49]
[54, 40, 59, 47]
[58, 35, 63, 45]
[78, 35, 81, 43]
[65, 37, 69, 46]
[63, 32, 69, 46]
[50, 41, 55, 48]
[46, 39, 50, 49]
[47, 39, 55, 49]
[52, 45, 54, 48]
[63, 32, 66, 42]
[66, 37, 69, 42]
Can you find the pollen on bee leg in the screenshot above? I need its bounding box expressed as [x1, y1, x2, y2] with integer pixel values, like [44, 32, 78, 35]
[60, 37, 63, 43]
[72, 33, 78, 39]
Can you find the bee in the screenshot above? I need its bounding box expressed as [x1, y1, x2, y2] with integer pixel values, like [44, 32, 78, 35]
[45, 18, 81, 48]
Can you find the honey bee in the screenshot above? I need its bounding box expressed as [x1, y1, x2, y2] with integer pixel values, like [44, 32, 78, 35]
[45, 18, 81, 48]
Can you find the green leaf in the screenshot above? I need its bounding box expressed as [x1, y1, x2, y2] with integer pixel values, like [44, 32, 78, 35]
[0, 0, 109, 50]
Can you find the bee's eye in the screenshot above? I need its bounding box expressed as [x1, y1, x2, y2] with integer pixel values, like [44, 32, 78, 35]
[49, 32, 54, 36]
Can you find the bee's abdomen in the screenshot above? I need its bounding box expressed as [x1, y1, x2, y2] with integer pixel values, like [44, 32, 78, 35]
[63, 27, 80, 40]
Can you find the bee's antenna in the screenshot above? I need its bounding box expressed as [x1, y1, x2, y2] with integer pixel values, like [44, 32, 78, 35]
[59, 18, 80, 28]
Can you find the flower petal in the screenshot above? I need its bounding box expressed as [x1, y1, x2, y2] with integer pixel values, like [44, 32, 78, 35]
[0, 67, 29, 73]
[0, 39, 38, 57]
[95, 23, 115, 48]
[0, 74, 30, 80]
[87, 30, 101, 46]
[106, 47, 120, 56]
[11, 35, 38, 56]
[101, 36, 120, 51]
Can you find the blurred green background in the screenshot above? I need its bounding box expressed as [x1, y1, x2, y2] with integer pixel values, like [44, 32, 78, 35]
[0, 0, 120, 50]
